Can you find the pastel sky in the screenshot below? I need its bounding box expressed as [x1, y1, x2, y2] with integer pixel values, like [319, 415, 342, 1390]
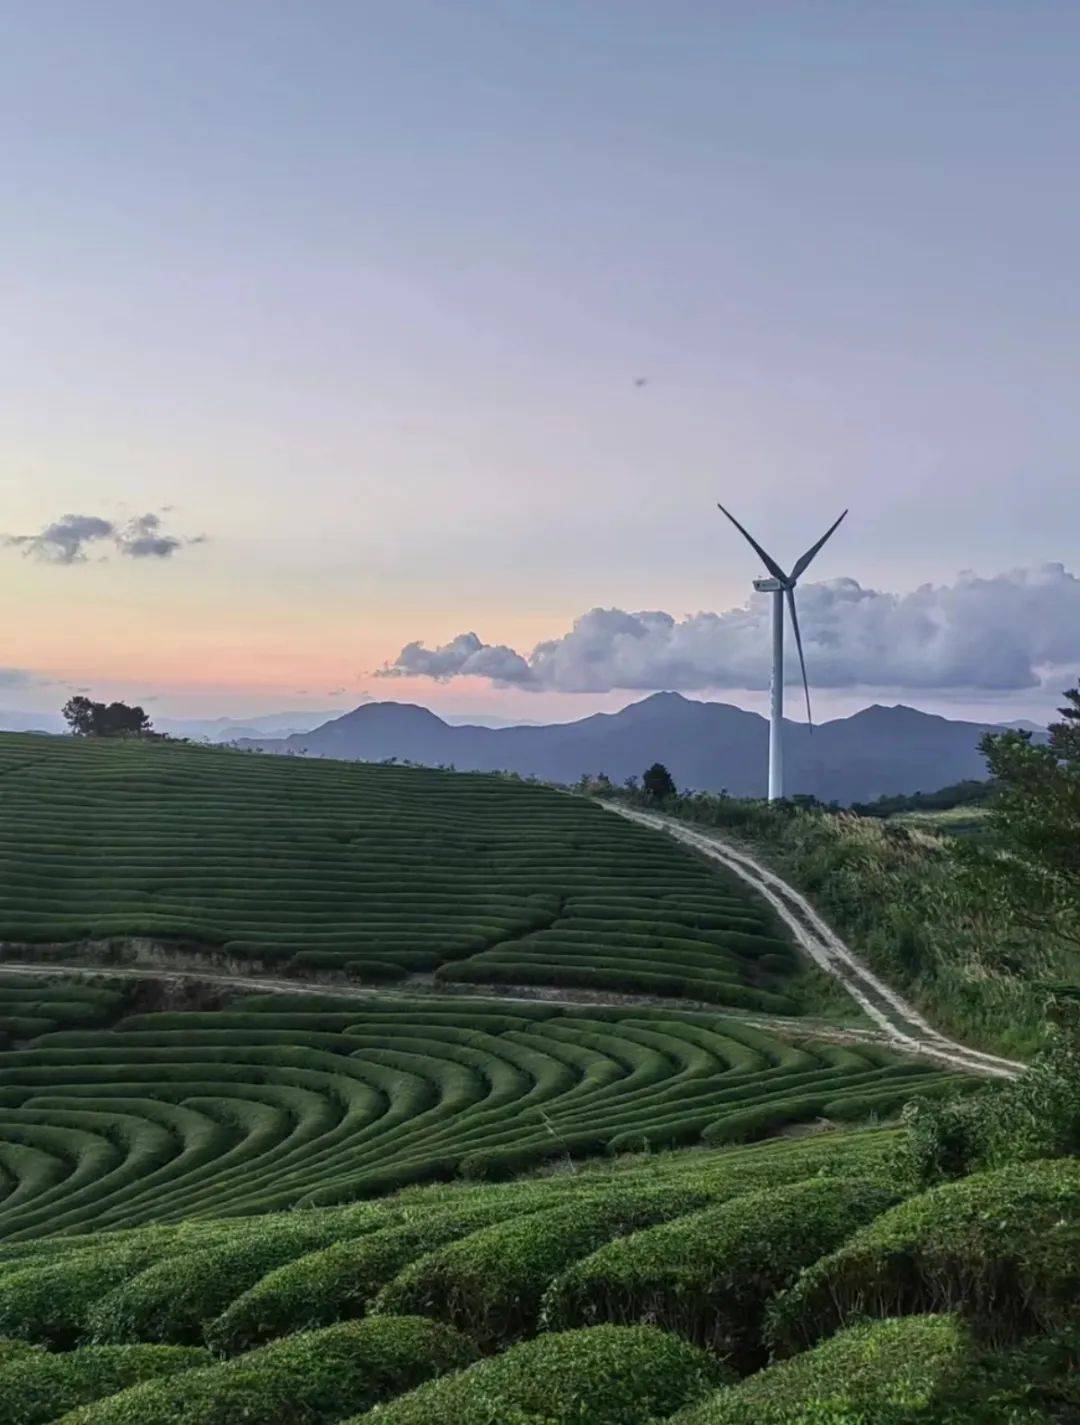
[3, 2, 1079, 725]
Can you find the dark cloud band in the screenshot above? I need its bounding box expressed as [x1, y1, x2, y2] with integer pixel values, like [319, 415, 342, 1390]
[2, 511, 197, 564]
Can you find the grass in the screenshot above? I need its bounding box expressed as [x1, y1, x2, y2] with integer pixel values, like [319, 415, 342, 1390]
[612, 788, 1079, 1057]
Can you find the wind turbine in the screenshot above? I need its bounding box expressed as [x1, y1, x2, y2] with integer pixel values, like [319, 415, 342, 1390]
[717, 503, 848, 802]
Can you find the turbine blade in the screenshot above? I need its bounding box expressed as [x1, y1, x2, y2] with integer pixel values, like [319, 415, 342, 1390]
[789, 509, 848, 582]
[785, 586, 814, 731]
[716, 503, 789, 582]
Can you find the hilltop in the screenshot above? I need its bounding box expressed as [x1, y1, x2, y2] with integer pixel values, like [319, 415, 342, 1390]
[237, 692, 1031, 803]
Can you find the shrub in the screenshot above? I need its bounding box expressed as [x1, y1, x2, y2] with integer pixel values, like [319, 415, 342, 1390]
[768, 1158, 1080, 1354]
[900, 1007, 1080, 1187]
[0, 1246, 168, 1348]
[0, 1338, 44, 1368]
[341, 1323, 728, 1425]
[55, 1316, 476, 1425]
[86, 1213, 383, 1345]
[667, 1315, 978, 1424]
[542, 1177, 900, 1370]
[0, 1343, 208, 1425]
[205, 1202, 519, 1355]
[370, 1189, 708, 1348]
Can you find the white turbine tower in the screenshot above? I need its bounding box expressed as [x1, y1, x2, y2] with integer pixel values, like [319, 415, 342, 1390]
[717, 503, 848, 801]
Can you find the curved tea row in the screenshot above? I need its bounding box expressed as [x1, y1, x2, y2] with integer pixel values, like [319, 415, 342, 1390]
[0, 735, 798, 1012]
[0, 994, 962, 1240]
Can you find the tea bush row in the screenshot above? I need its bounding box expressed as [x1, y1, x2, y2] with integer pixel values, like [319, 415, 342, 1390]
[0, 734, 799, 1010]
[0, 995, 952, 1239]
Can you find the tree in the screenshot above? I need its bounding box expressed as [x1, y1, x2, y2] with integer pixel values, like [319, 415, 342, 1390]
[642, 762, 676, 801]
[62, 696, 152, 738]
[972, 685, 1080, 949]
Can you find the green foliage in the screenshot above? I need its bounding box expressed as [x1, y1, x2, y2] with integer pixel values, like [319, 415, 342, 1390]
[0, 1243, 172, 1348]
[642, 763, 677, 801]
[370, 1188, 710, 1348]
[0, 1343, 207, 1425]
[62, 697, 152, 738]
[542, 1177, 900, 1370]
[0, 1339, 44, 1368]
[667, 1315, 978, 1424]
[342, 1324, 728, 1425]
[205, 1201, 523, 1354]
[972, 687, 1080, 949]
[851, 781, 997, 820]
[0, 990, 944, 1238]
[608, 781, 1077, 1057]
[901, 1005, 1080, 1186]
[56, 1316, 475, 1425]
[86, 1211, 384, 1345]
[768, 1158, 1080, 1354]
[0, 731, 805, 1015]
[0, 977, 130, 1047]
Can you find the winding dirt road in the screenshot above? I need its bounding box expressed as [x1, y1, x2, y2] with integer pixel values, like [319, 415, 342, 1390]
[603, 803, 1023, 1080]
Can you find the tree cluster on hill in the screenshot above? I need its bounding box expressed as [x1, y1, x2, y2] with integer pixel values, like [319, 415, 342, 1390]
[850, 779, 996, 819]
[971, 687, 1080, 954]
[62, 696, 152, 738]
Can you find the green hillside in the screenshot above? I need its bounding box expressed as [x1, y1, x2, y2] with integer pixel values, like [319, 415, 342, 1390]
[0, 1133, 1073, 1424]
[2, 731, 1074, 1422]
[0, 734, 802, 1013]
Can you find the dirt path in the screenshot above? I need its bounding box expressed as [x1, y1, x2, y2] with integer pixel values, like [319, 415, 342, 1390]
[602, 802, 1023, 1080]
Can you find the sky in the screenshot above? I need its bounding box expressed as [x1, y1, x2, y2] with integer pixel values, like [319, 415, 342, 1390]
[3, 1, 1079, 727]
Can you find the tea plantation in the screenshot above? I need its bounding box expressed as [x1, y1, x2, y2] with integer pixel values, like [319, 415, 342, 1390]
[0, 1132, 1072, 1423]
[0, 734, 802, 1012]
[0, 732, 1075, 1421]
[0, 992, 962, 1238]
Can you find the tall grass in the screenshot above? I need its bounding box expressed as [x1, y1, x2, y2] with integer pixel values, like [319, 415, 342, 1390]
[611, 790, 1076, 1058]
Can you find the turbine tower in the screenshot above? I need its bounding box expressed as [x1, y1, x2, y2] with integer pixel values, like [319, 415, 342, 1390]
[717, 503, 848, 801]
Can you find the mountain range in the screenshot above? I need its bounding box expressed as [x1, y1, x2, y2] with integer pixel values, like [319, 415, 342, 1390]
[235, 692, 1041, 803]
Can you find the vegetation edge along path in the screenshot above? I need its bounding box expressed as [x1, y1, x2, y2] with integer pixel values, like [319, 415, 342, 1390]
[601, 803, 1022, 1080]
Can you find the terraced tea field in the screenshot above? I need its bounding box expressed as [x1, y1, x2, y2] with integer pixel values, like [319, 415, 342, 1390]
[0, 992, 966, 1239]
[0, 734, 803, 1013]
[0, 1131, 1072, 1424]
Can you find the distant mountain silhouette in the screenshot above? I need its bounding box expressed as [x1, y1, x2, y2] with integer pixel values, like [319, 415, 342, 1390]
[235, 691, 1034, 803]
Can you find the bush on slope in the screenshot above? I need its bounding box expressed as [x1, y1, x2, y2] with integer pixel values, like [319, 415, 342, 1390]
[369, 1187, 713, 1348]
[542, 1176, 900, 1369]
[56, 1316, 475, 1425]
[667, 1315, 983, 1425]
[85, 1208, 387, 1345]
[343, 1324, 729, 1425]
[0, 1242, 172, 1348]
[768, 1158, 1080, 1354]
[0, 1338, 43, 1368]
[205, 1199, 528, 1355]
[0, 1343, 208, 1425]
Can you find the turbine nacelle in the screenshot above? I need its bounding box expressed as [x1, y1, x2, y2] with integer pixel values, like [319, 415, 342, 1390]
[753, 577, 784, 594]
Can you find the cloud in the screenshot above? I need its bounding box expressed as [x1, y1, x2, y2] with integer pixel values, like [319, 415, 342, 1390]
[382, 632, 535, 685]
[0, 668, 31, 689]
[378, 564, 1080, 694]
[3, 514, 115, 564]
[114, 513, 182, 559]
[3, 511, 199, 563]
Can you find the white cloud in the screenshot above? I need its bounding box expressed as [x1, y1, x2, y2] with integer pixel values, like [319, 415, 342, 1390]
[379, 564, 1080, 693]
